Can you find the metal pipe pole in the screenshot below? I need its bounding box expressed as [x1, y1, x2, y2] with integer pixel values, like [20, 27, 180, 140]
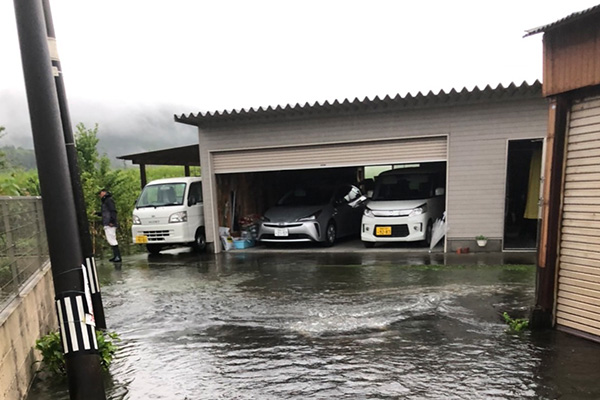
[13, 0, 106, 398]
[41, 0, 107, 330]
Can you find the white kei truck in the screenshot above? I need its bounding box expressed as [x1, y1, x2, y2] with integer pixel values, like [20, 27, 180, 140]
[131, 177, 206, 254]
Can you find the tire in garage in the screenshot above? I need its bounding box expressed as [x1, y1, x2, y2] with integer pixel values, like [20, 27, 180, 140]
[322, 221, 336, 247]
[424, 220, 433, 247]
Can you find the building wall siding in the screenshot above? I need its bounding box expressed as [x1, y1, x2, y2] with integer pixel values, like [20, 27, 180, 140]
[198, 96, 547, 250]
[447, 99, 548, 239]
[543, 15, 600, 97]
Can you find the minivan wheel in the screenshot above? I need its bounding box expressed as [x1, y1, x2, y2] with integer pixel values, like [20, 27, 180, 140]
[146, 244, 163, 255]
[192, 228, 207, 253]
[323, 222, 336, 247]
[424, 221, 433, 247]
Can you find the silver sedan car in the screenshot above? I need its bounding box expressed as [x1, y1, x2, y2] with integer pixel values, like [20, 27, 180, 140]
[258, 184, 365, 246]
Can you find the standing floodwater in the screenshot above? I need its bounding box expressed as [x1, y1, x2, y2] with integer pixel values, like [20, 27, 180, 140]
[28, 251, 600, 399]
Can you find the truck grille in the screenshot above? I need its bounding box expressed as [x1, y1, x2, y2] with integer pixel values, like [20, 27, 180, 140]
[141, 230, 171, 242]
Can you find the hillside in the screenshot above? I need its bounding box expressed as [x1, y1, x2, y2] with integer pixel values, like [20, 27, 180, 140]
[1, 146, 36, 170]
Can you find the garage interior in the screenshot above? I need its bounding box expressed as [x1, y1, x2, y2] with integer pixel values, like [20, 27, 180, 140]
[216, 161, 447, 249]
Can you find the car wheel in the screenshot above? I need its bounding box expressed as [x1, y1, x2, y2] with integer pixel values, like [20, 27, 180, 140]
[146, 244, 163, 255]
[363, 241, 375, 248]
[192, 228, 207, 253]
[323, 221, 336, 247]
[424, 221, 433, 247]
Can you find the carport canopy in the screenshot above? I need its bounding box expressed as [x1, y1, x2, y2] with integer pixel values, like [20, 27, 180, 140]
[117, 144, 200, 188]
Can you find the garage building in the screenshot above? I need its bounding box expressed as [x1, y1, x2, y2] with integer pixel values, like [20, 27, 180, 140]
[175, 81, 547, 254]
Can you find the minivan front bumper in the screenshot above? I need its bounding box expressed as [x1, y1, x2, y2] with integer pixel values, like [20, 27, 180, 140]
[361, 214, 427, 243]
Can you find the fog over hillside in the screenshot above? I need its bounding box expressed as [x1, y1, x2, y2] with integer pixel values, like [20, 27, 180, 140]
[0, 91, 199, 167]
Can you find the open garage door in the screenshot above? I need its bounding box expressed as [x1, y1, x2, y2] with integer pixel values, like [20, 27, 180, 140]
[212, 136, 447, 174]
[556, 95, 600, 338]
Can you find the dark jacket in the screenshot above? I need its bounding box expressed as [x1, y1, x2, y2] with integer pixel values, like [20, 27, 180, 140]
[99, 192, 118, 227]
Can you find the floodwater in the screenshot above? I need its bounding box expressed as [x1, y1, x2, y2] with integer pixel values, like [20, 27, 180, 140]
[28, 250, 600, 399]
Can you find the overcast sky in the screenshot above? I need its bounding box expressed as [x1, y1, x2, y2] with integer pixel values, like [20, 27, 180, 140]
[1, 1, 599, 159]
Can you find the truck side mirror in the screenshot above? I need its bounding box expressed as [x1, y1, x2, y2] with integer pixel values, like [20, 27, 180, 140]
[435, 188, 445, 196]
[188, 196, 197, 206]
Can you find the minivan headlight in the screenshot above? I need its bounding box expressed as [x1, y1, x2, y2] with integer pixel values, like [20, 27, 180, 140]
[169, 211, 187, 223]
[132, 214, 141, 225]
[409, 204, 428, 217]
[364, 208, 374, 218]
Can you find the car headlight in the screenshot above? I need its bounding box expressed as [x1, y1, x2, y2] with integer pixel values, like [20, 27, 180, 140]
[409, 204, 428, 217]
[169, 211, 187, 223]
[364, 208, 374, 218]
[132, 214, 141, 225]
[298, 210, 322, 222]
[260, 215, 270, 222]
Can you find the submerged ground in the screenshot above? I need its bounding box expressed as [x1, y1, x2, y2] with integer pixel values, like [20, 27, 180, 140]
[28, 249, 600, 399]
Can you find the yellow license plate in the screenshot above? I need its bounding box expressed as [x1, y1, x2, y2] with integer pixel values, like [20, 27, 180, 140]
[135, 235, 148, 244]
[376, 226, 392, 236]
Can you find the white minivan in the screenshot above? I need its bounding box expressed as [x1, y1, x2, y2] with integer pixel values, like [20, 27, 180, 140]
[361, 164, 445, 248]
[132, 177, 206, 254]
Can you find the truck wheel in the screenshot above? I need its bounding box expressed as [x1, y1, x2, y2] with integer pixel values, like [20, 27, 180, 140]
[363, 241, 375, 248]
[192, 228, 207, 253]
[146, 244, 163, 255]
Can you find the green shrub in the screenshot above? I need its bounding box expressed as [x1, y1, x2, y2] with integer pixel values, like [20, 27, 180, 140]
[35, 330, 120, 378]
[34, 331, 65, 376]
[502, 312, 529, 332]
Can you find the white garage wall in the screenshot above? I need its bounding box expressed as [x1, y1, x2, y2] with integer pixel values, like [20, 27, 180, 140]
[197, 95, 547, 251]
[447, 99, 548, 240]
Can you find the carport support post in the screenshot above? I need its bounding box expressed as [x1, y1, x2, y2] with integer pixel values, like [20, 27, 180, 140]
[140, 163, 147, 189]
[42, 0, 106, 330]
[13, 0, 106, 398]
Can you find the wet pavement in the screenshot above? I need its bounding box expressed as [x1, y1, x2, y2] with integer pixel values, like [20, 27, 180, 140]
[27, 247, 600, 400]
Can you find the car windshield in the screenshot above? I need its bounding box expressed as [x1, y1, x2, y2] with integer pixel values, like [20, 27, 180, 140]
[277, 187, 332, 206]
[136, 183, 186, 207]
[372, 173, 436, 201]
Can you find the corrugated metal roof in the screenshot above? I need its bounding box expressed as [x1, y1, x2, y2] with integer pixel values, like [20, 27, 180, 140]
[175, 80, 542, 127]
[524, 4, 600, 37]
[116, 145, 199, 166]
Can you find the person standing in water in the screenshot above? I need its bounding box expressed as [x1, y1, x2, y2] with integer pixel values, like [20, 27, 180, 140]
[97, 188, 121, 262]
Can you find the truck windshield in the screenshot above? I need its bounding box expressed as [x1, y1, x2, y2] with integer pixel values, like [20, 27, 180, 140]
[372, 173, 436, 201]
[136, 183, 187, 207]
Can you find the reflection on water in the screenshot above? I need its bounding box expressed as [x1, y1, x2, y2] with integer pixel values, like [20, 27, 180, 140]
[28, 251, 600, 399]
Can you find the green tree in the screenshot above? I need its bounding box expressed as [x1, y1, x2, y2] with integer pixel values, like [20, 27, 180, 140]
[75, 123, 139, 253]
[75, 123, 102, 176]
[0, 126, 6, 170]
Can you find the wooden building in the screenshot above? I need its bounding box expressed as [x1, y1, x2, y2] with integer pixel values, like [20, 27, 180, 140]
[528, 5, 600, 341]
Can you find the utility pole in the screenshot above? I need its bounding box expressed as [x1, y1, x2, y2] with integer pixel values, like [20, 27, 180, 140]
[13, 0, 106, 398]
[41, 0, 107, 330]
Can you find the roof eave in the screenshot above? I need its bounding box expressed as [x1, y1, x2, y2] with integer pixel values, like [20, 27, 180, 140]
[524, 4, 600, 37]
[174, 80, 542, 128]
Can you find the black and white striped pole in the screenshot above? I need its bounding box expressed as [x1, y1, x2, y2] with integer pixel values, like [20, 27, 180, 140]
[13, 0, 106, 398]
[41, 0, 107, 330]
